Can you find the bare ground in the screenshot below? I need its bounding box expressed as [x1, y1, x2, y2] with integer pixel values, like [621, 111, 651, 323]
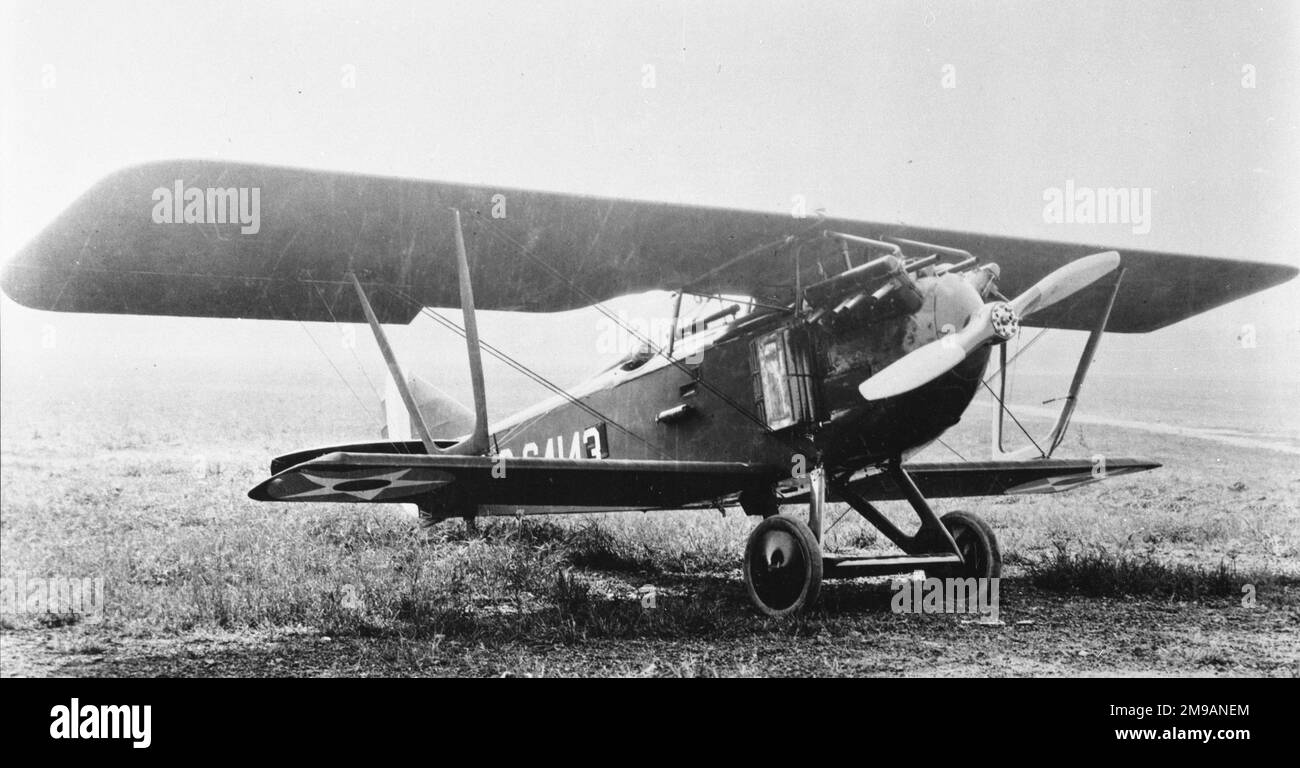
[4, 577, 1297, 677]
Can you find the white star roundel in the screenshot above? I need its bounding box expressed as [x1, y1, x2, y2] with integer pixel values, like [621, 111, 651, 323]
[280, 467, 454, 502]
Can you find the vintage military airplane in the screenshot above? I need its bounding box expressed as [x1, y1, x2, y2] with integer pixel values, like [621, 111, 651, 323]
[4, 160, 1294, 615]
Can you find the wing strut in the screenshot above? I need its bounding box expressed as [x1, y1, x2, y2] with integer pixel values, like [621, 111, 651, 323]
[349, 209, 490, 456]
[992, 268, 1126, 459]
[349, 272, 439, 454]
[450, 209, 490, 455]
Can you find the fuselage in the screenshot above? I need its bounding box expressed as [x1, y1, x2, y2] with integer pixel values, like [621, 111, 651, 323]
[487, 268, 992, 478]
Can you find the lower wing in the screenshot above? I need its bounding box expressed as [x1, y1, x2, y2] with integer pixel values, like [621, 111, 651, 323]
[830, 457, 1161, 501]
[251, 448, 1157, 513]
[249, 450, 782, 509]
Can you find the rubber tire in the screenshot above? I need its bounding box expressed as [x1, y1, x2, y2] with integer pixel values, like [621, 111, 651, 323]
[931, 510, 1002, 580]
[743, 514, 823, 617]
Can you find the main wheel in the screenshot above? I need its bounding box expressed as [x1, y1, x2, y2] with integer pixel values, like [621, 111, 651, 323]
[743, 514, 822, 617]
[931, 510, 1001, 579]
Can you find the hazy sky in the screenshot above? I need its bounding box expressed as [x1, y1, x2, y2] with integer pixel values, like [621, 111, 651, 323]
[3, 0, 1297, 246]
[2, 0, 1297, 413]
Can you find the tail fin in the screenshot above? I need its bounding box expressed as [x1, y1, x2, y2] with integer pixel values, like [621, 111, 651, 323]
[382, 374, 475, 441]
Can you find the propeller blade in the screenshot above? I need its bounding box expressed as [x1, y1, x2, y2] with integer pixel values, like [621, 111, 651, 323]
[858, 251, 1121, 401]
[1010, 250, 1120, 318]
[858, 309, 993, 401]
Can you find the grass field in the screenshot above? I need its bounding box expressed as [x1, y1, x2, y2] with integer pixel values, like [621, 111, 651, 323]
[2, 303, 1298, 676]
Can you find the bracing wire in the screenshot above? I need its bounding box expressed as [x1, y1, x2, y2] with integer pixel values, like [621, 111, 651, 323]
[473, 222, 803, 449]
[980, 379, 1045, 457]
[379, 285, 671, 459]
[310, 282, 384, 406]
[296, 321, 383, 429]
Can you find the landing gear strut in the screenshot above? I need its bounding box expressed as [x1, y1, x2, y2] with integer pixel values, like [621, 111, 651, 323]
[740, 458, 1001, 615]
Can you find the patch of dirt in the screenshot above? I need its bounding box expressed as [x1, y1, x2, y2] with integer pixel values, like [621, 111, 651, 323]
[5, 583, 1297, 677]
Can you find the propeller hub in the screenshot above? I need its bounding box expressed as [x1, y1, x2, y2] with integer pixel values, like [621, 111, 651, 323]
[989, 302, 1020, 341]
